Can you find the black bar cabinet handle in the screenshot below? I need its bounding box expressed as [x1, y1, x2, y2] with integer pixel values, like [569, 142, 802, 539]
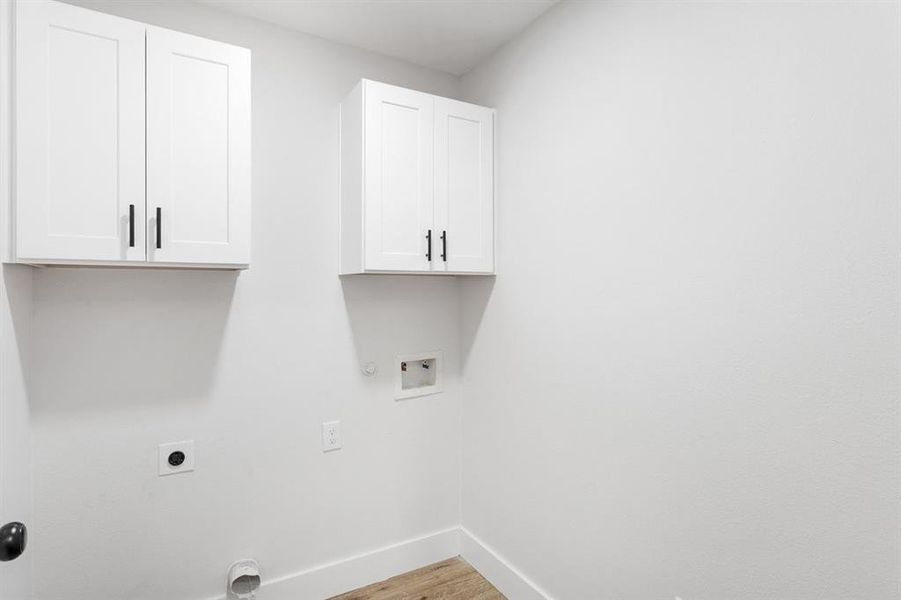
[128, 204, 135, 248]
[425, 229, 432, 261]
[156, 207, 162, 249]
[441, 230, 447, 262]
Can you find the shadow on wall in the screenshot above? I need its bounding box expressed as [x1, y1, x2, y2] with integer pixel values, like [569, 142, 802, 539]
[340, 274, 464, 379]
[29, 268, 238, 417]
[3, 265, 33, 398]
[458, 276, 494, 372]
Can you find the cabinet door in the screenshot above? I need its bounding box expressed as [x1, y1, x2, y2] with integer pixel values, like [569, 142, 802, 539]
[435, 98, 494, 273]
[363, 81, 434, 272]
[146, 27, 251, 266]
[15, 0, 146, 262]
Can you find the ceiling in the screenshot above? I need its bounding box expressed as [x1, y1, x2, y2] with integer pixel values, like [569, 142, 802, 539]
[196, 0, 558, 75]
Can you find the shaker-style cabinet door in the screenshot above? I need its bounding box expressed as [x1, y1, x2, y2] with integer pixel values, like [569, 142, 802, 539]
[146, 27, 251, 267]
[15, 0, 146, 262]
[363, 81, 435, 272]
[434, 98, 494, 274]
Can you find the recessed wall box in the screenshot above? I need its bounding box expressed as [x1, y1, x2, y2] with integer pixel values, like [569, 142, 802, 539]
[395, 351, 443, 400]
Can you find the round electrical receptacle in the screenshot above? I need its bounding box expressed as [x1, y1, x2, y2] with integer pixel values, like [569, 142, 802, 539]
[168, 451, 186, 467]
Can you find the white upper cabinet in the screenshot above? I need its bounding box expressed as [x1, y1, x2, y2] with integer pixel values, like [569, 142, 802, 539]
[15, 0, 146, 263]
[362, 81, 434, 272]
[340, 80, 495, 275]
[434, 97, 494, 274]
[7, 0, 251, 269]
[147, 27, 251, 267]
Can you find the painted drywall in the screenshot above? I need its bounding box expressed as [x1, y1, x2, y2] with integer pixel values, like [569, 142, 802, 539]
[0, 2, 33, 594]
[459, 1, 900, 599]
[0, 265, 32, 599]
[29, 2, 462, 599]
[196, 0, 558, 76]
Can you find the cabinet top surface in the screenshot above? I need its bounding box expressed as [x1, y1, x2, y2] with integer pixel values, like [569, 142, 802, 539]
[358, 78, 495, 113]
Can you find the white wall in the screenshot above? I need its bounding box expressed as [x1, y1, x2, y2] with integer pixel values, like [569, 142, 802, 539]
[29, 2, 461, 599]
[0, 265, 32, 599]
[460, 2, 900, 599]
[0, 2, 33, 595]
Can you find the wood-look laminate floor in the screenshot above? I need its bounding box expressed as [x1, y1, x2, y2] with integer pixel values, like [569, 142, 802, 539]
[327, 557, 506, 600]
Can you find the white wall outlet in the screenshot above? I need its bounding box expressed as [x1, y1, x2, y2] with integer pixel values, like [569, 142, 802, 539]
[321, 421, 341, 452]
[158, 440, 195, 476]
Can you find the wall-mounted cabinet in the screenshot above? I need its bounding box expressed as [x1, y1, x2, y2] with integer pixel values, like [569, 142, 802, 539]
[5, 0, 251, 269]
[340, 80, 495, 275]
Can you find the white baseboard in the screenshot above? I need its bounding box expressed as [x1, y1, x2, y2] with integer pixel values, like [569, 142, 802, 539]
[260, 527, 461, 600]
[202, 525, 549, 600]
[460, 527, 553, 600]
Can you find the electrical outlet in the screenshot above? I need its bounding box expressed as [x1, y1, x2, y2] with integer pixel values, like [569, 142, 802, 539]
[158, 440, 194, 476]
[321, 421, 341, 452]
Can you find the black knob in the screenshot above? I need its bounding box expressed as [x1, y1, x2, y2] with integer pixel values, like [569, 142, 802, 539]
[0, 522, 26, 562]
[168, 451, 186, 467]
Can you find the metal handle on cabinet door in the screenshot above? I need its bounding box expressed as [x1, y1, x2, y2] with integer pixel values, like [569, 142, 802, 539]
[128, 204, 135, 248]
[426, 229, 432, 261]
[156, 207, 162, 249]
[441, 230, 447, 262]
